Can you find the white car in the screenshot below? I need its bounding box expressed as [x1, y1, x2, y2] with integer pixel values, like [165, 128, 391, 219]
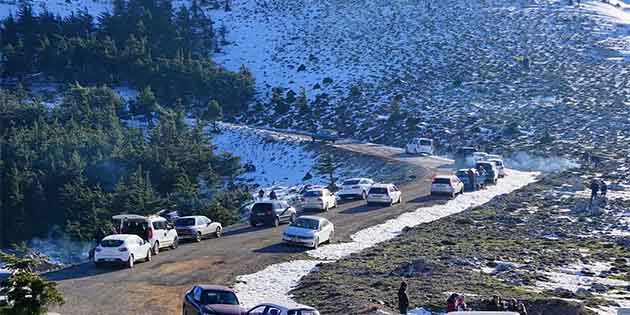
[366, 183, 402, 206]
[175, 216, 223, 242]
[93, 234, 152, 268]
[431, 175, 464, 198]
[113, 214, 179, 255]
[337, 178, 374, 200]
[405, 137, 434, 155]
[282, 216, 334, 249]
[302, 188, 337, 211]
[489, 158, 506, 178]
[247, 303, 320, 315]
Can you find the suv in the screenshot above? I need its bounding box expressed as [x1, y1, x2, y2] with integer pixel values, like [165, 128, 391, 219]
[113, 214, 179, 255]
[337, 178, 374, 200]
[249, 201, 297, 227]
[456, 168, 482, 191]
[489, 158, 506, 178]
[302, 189, 337, 211]
[431, 175, 464, 198]
[175, 216, 223, 242]
[475, 161, 499, 185]
[405, 138, 434, 155]
[366, 183, 402, 206]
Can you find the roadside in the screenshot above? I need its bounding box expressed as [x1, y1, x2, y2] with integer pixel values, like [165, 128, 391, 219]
[293, 168, 630, 315]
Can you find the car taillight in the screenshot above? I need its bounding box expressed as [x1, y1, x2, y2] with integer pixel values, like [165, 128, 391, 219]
[148, 227, 153, 239]
[118, 247, 128, 252]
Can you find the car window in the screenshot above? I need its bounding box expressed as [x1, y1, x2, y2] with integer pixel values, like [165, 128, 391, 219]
[369, 187, 387, 194]
[248, 305, 267, 315]
[280, 201, 290, 208]
[193, 287, 202, 302]
[291, 218, 319, 230]
[304, 190, 323, 197]
[393, 185, 399, 191]
[152, 221, 162, 230]
[252, 203, 273, 213]
[201, 290, 239, 305]
[434, 178, 451, 185]
[176, 218, 196, 227]
[101, 239, 124, 247]
[343, 179, 360, 185]
[266, 307, 282, 315]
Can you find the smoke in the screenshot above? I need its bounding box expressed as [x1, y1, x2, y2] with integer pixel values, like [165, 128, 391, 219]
[27, 234, 94, 267]
[505, 152, 580, 173]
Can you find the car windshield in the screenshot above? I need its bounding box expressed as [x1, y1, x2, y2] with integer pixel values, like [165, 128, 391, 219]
[291, 218, 319, 230]
[456, 171, 468, 177]
[433, 178, 451, 185]
[304, 190, 323, 197]
[101, 239, 125, 247]
[419, 140, 432, 146]
[369, 187, 388, 194]
[175, 218, 196, 227]
[343, 180, 360, 185]
[252, 203, 273, 213]
[478, 164, 493, 172]
[201, 290, 239, 305]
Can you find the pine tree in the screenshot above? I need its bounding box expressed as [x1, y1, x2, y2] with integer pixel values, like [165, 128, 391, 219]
[203, 100, 223, 121]
[313, 153, 343, 191]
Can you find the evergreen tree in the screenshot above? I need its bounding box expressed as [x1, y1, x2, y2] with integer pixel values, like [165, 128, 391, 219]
[313, 153, 343, 191]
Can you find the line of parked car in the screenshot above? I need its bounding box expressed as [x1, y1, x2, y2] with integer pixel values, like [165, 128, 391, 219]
[92, 214, 223, 268]
[432, 150, 506, 198]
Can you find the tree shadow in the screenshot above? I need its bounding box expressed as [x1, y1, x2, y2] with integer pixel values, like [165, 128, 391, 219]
[45, 262, 125, 281]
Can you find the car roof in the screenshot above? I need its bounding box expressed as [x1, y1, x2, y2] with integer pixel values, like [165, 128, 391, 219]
[434, 175, 454, 179]
[103, 234, 139, 241]
[344, 177, 370, 181]
[177, 216, 203, 219]
[297, 215, 325, 222]
[195, 284, 236, 292]
[112, 214, 166, 222]
[371, 183, 392, 188]
[457, 168, 475, 172]
[252, 303, 317, 311]
[306, 188, 328, 192]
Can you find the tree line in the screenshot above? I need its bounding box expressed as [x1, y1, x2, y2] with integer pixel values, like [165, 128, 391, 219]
[0, 0, 254, 116]
[0, 85, 249, 247]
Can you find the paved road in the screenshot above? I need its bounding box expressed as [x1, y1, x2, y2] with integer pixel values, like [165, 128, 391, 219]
[47, 135, 453, 315]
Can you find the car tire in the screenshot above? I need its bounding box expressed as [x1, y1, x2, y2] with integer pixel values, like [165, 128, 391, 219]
[215, 227, 222, 238]
[195, 232, 202, 242]
[273, 217, 280, 227]
[128, 255, 135, 268]
[152, 241, 160, 255]
[145, 250, 152, 262]
[171, 238, 178, 249]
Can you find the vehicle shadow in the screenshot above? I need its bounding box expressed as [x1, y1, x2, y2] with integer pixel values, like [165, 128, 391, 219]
[45, 262, 119, 281]
[223, 225, 264, 237]
[340, 203, 389, 214]
[253, 243, 310, 254]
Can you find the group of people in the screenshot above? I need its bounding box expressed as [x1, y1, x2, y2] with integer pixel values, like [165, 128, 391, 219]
[590, 179, 608, 204]
[487, 295, 528, 315]
[396, 281, 527, 315]
[257, 189, 278, 201]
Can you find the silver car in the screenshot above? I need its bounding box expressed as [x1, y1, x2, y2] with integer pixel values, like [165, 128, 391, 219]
[175, 216, 223, 242]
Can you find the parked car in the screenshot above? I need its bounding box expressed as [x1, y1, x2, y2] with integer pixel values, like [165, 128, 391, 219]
[182, 285, 245, 315]
[302, 188, 337, 211]
[431, 175, 464, 198]
[337, 178, 374, 200]
[489, 158, 506, 178]
[476, 161, 499, 185]
[113, 214, 179, 255]
[249, 200, 297, 227]
[312, 129, 339, 143]
[282, 216, 334, 249]
[455, 168, 482, 191]
[247, 303, 320, 315]
[366, 183, 402, 206]
[93, 234, 152, 268]
[175, 216, 223, 242]
[405, 137, 434, 155]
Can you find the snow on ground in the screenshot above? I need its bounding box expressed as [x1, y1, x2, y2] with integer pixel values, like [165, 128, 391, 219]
[234, 169, 538, 309]
[211, 123, 320, 187]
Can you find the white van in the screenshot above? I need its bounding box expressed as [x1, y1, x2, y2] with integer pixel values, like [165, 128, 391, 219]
[406, 138, 434, 155]
[113, 214, 179, 255]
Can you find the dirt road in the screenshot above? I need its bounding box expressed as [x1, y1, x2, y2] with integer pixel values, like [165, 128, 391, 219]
[47, 139, 453, 315]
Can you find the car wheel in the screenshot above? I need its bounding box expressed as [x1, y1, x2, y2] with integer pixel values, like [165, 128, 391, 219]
[171, 238, 178, 249]
[195, 232, 202, 242]
[273, 217, 280, 227]
[145, 250, 152, 262]
[128, 255, 135, 268]
[215, 227, 222, 238]
[362, 191, 367, 200]
[152, 241, 160, 255]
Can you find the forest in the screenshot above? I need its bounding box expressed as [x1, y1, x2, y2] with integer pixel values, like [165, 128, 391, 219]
[0, 0, 254, 116]
[0, 85, 249, 247]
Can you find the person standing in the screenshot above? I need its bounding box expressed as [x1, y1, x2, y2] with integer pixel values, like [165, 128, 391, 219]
[600, 180, 607, 197]
[590, 179, 600, 204]
[258, 189, 265, 201]
[398, 281, 409, 315]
